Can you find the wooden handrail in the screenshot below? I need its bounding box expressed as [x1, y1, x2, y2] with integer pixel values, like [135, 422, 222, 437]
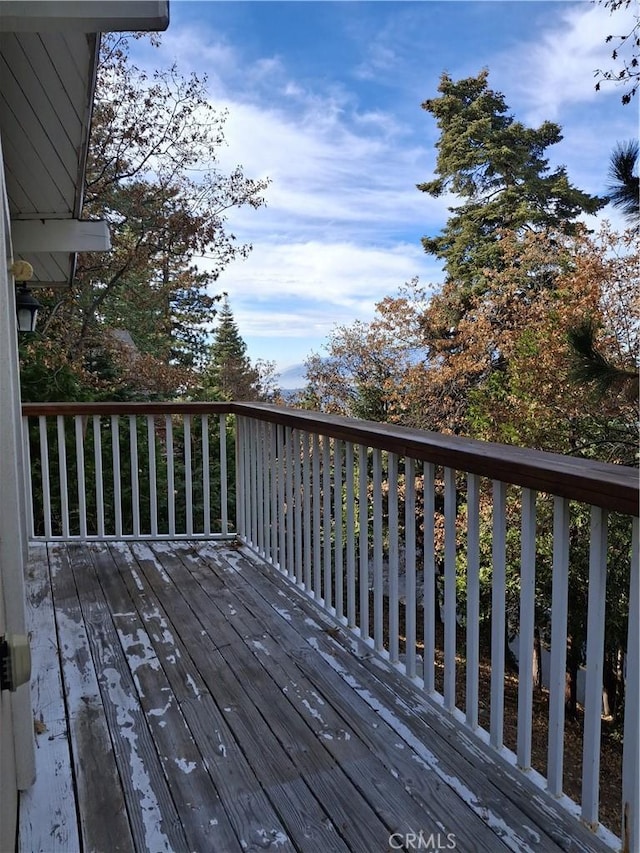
[22, 401, 638, 515]
[21, 401, 232, 416]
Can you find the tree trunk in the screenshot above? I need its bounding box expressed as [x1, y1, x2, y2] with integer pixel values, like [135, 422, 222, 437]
[533, 626, 543, 690]
[564, 637, 581, 720]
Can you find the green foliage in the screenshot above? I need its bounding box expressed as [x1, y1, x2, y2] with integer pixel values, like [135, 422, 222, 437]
[606, 139, 639, 221]
[199, 298, 261, 401]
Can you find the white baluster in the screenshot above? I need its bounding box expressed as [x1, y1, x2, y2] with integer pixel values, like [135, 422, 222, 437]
[582, 506, 608, 828]
[490, 479, 506, 750]
[547, 496, 570, 796]
[423, 461, 436, 694]
[57, 416, 69, 537]
[388, 452, 399, 664]
[517, 488, 537, 769]
[94, 416, 105, 538]
[373, 448, 384, 652]
[443, 467, 457, 711]
[148, 415, 158, 537]
[466, 473, 480, 729]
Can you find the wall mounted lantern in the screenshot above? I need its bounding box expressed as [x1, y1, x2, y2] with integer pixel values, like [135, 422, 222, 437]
[15, 285, 42, 333]
[10, 260, 40, 333]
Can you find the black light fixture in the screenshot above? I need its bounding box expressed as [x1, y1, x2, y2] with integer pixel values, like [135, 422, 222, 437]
[15, 285, 42, 333]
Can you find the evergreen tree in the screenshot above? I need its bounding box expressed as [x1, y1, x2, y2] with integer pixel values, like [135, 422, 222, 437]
[419, 71, 606, 311]
[201, 298, 260, 401]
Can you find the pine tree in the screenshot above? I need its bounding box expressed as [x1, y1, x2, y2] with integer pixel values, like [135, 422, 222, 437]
[419, 71, 606, 308]
[201, 298, 260, 401]
[607, 139, 639, 221]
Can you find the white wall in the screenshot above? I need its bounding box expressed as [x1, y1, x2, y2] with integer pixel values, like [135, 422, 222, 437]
[0, 137, 36, 853]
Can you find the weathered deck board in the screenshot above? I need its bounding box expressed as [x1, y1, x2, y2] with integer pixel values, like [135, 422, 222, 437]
[19, 540, 614, 853]
[65, 542, 191, 853]
[20, 544, 80, 853]
[85, 542, 244, 853]
[167, 541, 504, 851]
[128, 542, 351, 852]
[213, 544, 612, 853]
[48, 542, 136, 853]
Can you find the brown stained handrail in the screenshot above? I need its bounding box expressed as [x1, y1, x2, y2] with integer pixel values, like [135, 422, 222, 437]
[22, 401, 639, 516]
[21, 401, 232, 416]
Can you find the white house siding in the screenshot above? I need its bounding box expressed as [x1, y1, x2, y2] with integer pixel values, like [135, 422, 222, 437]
[0, 136, 35, 853]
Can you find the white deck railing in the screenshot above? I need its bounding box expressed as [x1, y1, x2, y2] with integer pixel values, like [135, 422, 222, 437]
[22, 401, 639, 851]
[22, 403, 233, 540]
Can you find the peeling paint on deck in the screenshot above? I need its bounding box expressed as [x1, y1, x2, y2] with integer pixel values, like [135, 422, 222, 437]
[306, 636, 541, 852]
[101, 667, 173, 852]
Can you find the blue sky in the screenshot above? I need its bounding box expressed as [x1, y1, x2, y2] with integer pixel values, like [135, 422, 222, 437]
[132, 1, 637, 387]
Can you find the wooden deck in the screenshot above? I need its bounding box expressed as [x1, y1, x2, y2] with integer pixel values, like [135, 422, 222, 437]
[19, 539, 612, 853]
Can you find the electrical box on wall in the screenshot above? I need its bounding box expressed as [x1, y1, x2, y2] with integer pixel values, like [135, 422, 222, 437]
[0, 634, 31, 692]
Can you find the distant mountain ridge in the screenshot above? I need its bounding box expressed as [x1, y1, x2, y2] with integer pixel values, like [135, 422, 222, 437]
[277, 363, 308, 390]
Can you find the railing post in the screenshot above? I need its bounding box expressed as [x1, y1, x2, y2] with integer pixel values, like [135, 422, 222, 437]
[285, 426, 295, 580]
[302, 431, 312, 593]
[345, 441, 356, 628]
[38, 415, 52, 539]
[334, 439, 343, 622]
[358, 444, 369, 641]
[312, 433, 322, 600]
[372, 448, 383, 652]
[277, 423, 287, 573]
[94, 416, 105, 537]
[111, 415, 122, 537]
[148, 415, 158, 538]
[322, 436, 332, 609]
[57, 415, 69, 538]
[21, 416, 34, 540]
[165, 415, 175, 537]
[293, 428, 303, 587]
[74, 416, 87, 539]
[582, 506, 608, 829]
[183, 414, 193, 536]
[388, 453, 399, 664]
[129, 414, 140, 538]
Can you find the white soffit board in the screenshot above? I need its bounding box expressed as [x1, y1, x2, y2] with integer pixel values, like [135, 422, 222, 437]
[11, 219, 110, 253]
[0, 2, 169, 33]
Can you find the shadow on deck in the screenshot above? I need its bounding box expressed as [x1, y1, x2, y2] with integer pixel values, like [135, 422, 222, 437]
[19, 540, 611, 853]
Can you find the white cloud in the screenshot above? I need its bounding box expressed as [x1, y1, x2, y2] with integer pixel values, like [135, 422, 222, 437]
[496, 2, 638, 122]
[214, 239, 442, 305]
[202, 238, 443, 369]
